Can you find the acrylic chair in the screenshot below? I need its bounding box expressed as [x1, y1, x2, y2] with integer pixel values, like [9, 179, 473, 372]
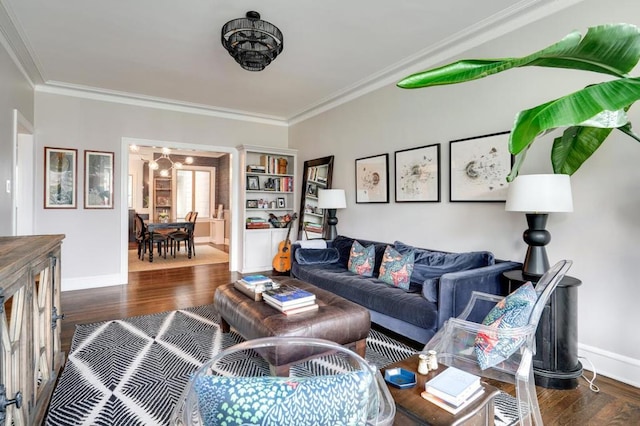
[422, 259, 572, 426]
[171, 336, 396, 426]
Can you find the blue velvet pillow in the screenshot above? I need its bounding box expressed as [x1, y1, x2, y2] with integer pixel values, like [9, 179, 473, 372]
[378, 245, 415, 290]
[394, 241, 495, 302]
[348, 240, 375, 277]
[195, 371, 371, 426]
[474, 282, 538, 369]
[295, 248, 340, 265]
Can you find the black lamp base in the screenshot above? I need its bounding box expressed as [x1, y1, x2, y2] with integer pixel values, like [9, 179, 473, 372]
[324, 208, 338, 240]
[522, 213, 551, 279]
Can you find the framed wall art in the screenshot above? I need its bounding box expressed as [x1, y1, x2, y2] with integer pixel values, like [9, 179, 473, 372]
[355, 153, 389, 203]
[45, 147, 77, 209]
[84, 150, 114, 209]
[449, 131, 513, 202]
[395, 143, 440, 202]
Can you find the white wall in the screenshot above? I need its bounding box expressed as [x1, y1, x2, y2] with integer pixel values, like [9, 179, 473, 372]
[0, 37, 34, 235]
[290, 0, 640, 387]
[34, 91, 288, 290]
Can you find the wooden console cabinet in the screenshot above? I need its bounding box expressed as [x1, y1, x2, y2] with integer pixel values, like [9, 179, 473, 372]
[0, 235, 65, 425]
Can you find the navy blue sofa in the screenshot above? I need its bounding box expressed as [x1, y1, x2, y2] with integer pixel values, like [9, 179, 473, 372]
[291, 235, 520, 344]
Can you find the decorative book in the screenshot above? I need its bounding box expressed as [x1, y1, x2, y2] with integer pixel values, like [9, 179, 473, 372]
[239, 275, 272, 286]
[421, 387, 484, 415]
[424, 366, 481, 405]
[262, 285, 316, 307]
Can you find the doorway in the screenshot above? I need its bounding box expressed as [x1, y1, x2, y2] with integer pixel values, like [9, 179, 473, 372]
[121, 138, 235, 275]
[13, 109, 35, 236]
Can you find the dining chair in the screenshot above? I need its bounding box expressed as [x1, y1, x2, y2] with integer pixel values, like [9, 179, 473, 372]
[422, 259, 572, 426]
[135, 213, 168, 260]
[169, 211, 197, 257]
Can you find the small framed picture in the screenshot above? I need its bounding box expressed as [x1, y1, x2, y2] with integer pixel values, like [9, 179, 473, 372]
[246, 199, 258, 208]
[247, 175, 260, 191]
[277, 197, 285, 208]
[84, 150, 114, 209]
[355, 153, 389, 203]
[45, 147, 77, 209]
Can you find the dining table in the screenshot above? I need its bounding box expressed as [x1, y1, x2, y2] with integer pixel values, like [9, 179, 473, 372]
[145, 220, 195, 262]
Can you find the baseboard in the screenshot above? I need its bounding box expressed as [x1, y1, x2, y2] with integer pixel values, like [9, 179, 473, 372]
[578, 343, 640, 388]
[62, 273, 126, 292]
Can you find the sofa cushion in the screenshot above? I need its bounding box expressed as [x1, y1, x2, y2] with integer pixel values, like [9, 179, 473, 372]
[195, 371, 371, 426]
[378, 245, 415, 290]
[474, 282, 537, 369]
[295, 248, 340, 265]
[292, 263, 437, 330]
[333, 236, 388, 274]
[394, 241, 495, 302]
[348, 240, 375, 277]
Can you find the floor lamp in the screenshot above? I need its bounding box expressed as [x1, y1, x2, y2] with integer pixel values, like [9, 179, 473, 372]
[318, 189, 346, 240]
[505, 174, 573, 279]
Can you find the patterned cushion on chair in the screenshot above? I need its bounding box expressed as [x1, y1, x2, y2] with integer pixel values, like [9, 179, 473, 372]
[378, 245, 415, 290]
[474, 282, 537, 369]
[348, 240, 375, 277]
[195, 371, 371, 426]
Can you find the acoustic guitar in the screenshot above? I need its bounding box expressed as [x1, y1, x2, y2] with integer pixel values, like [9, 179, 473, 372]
[272, 213, 298, 274]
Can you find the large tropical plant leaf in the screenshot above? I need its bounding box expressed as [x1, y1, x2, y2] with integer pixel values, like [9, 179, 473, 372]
[550, 126, 612, 175]
[509, 78, 640, 160]
[397, 24, 640, 89]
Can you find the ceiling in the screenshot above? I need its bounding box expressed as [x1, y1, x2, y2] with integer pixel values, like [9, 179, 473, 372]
[0, 0, 573, 124]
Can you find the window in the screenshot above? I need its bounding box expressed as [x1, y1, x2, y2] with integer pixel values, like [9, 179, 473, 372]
[176, 169, 213, 219]
[128, 175, 133, 208]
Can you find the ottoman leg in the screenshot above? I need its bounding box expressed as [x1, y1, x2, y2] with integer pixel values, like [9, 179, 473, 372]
[354, 339, 366, 358]
[219, 316, 231, 333]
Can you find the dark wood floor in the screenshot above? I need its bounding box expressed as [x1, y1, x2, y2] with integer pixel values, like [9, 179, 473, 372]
[59, 262, 640, 425]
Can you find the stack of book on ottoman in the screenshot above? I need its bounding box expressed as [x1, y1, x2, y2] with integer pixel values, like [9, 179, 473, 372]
[234, 275, 279, 301]
[262, 284, 318, 315]
[421, 366, 484, 414]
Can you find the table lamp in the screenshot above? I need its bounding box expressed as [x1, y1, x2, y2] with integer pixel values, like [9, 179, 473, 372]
[318, 189, 346, 240]
[505, 174, 573, 279]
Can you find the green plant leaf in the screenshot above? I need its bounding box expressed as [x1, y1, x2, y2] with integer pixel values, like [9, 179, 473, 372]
[397, 23, 640, 89]
[509, 78, 640, 155]
[551, 126, 612, 175]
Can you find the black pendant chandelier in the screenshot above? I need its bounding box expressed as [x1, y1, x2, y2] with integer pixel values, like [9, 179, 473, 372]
[221, 11, 284, 72]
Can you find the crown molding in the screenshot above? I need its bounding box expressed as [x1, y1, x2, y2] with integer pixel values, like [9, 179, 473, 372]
[0, 0, 43, 86]
[36, 82, 289, 127]
[288, 0, 587, 125]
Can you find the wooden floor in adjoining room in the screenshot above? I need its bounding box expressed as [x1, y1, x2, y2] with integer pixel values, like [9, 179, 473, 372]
[59, 263, 640, 425]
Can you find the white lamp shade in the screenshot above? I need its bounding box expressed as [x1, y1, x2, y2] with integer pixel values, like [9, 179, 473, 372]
[505, 174, 573, 213]
[318, 189, 346, 209]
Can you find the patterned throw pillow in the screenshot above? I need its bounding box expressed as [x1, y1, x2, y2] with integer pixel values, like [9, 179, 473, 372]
[195, 371, 371, 426]
[348, 240, 375, 277]
[378, 245, 415, 290]
[474, 282, 538, 370]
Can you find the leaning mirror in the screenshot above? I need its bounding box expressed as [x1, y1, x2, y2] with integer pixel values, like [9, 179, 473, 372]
[298, 156, 334, 240]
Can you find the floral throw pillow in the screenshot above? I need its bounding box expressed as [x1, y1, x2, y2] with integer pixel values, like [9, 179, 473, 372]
[348, 240, 375, 277]
[474, 282, 538, 370]
[378, 245, 415, 290]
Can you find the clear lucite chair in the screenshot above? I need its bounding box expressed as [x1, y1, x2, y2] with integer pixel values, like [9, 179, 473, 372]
[171, 336, 396, 426]
[423, 259, 572, 426]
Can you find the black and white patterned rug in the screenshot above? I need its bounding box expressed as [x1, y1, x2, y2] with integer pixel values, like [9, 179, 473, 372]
[45, 305, 519, 425]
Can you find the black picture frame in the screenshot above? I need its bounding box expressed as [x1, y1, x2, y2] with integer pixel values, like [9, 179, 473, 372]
[394, 144, 440, 202]
[355, 153, 389, 203]
[277, 197, 285, 208]
[449, 131, 514, 202]
[247, 175, 260, 191]
[246, 199, 258, 208]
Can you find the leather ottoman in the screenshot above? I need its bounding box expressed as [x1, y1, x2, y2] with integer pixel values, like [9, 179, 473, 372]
[214, 277, 371, 374]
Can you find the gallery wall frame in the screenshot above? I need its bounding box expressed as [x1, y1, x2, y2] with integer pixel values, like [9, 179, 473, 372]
[394, 143, 441, 202]
[44, 147, 77, 209]
[84, 150, 114, 209]
[449, 131, 513, 202]
[355, 153, 389, 203]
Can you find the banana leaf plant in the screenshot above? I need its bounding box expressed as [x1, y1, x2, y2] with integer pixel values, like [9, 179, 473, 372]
[397, 23, 640, 181]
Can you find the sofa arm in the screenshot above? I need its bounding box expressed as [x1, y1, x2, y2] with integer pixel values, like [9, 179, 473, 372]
[436, 261, 521, 330]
